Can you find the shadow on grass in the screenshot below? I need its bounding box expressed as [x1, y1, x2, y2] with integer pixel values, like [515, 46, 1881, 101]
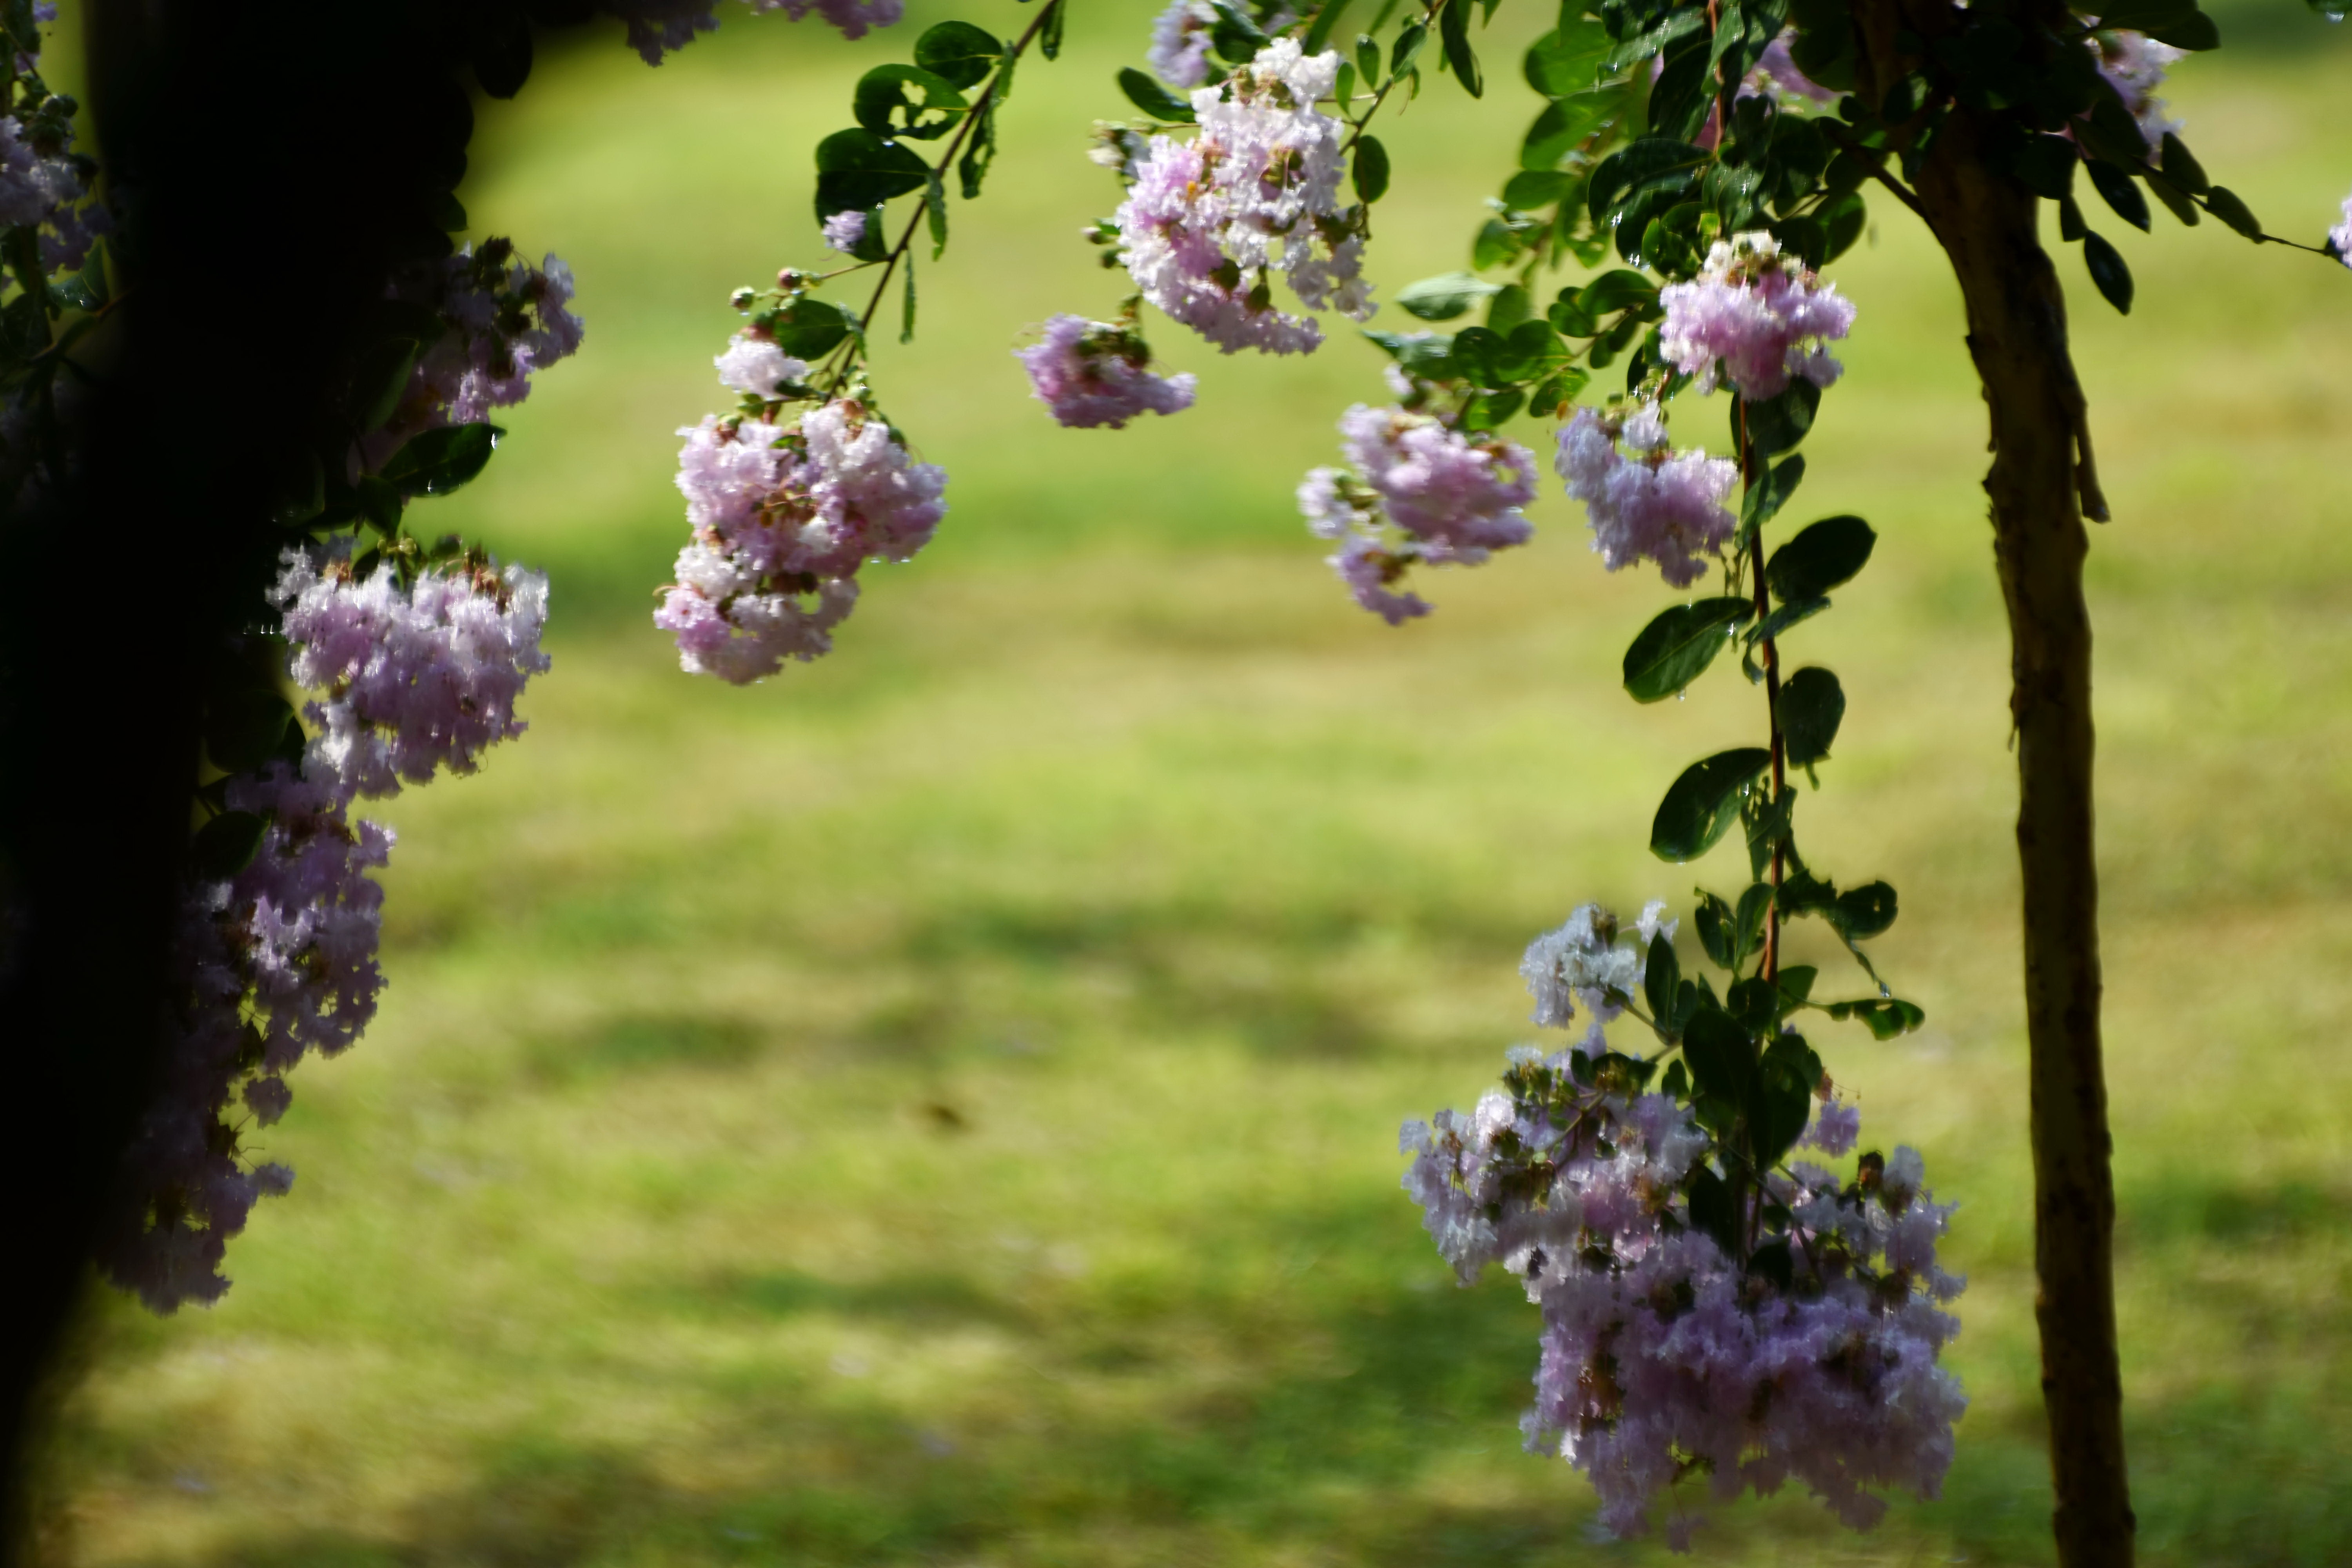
[122, 1190, 2352, 1568]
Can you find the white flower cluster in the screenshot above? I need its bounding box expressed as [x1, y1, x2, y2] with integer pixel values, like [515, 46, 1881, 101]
[1116, 39, 1374, 356]
[105, 544, 551, 1311]
[1519, 901, 1674, 1028]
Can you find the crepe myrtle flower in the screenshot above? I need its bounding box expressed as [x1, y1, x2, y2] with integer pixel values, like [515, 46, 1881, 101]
[1556, 402, 1738, 590]
[1300, 403, 1536, 622]
[1657, 231, 1855, 401]
[1016, 313, 1197, 428]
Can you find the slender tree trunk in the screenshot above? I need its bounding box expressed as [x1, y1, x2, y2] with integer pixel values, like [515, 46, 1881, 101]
[1853, 5, 2135, 1561]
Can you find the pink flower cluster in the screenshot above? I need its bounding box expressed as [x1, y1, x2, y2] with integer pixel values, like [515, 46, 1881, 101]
[656, 384, 948, 682]
[105, 544, 550, 1312]
[1403, 1016, 1965, 1544]
[1299, 404, 1537, 623]
[1147, 0, 1217, 89]
[274, 546, 553, 797]
[1116, 40, 1374, 356]
[1658, 232, 1856, 401]
[1556, 403, 1738, 588]
[1016, 314, 1198, 428]
[2332, 188, 2352, 269]
[367, 241, 584, 466]
[2088, 26, 2183, 147]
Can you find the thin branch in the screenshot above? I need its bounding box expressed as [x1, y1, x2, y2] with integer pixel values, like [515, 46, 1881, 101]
[1817, 119, 1936, 230]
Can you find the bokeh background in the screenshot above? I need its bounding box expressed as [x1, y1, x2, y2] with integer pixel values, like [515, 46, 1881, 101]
[37, 2, 2352, 1562]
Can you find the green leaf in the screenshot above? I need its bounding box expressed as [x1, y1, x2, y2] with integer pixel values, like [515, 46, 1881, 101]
[1353, 134, 1391, 202]
[2080, 228, 2133, 314]
[1776, 665, 1845, 768]
[1302, 0, 1357, 56]
[2143, 168, 2200, 227]
[205, 691, 299, 776]
[1764, 514, 1875, 601]
[2058, 193, 2087, 242]
[915, 19, 1002, 87]
[1439, 0, 1482, 96]
[1741, 454, 1805, 532]
[958, 100, 1000, 199]
[1821, 189, 1867, 260]
[1523, 17, 1612, 97]
[1448, 325, 1505, 385]
[1390, 20, 1428, 77]
[1694, 889, 1737, 969]
[1396, 271, 1501, 321]
[190, 811, 270, 880]
[1645, 929, 1682, 1028]
[1734, 881, 1775, 963]
[926, 170, 949, 259]
[1118, 66, 1196, 122]
[1660, 1058, 1690, 1097]
[1041, 0, 1066, 60]
[1579, 268, 1659, 316]
[1521, 89, 1620, 170]
[1586, 137, 1708, 223]
[1830, 996, 1926, 1038]
[1687, 1162, 1739, 1250]
[1830, 880, 1897, 939]
[814, 128, 931, 220]
[1741, 380, 1818, 457]
[2157, 132, 2208, 194]
[1602, 6, 1705, 70]
[2204, 184, 2261, 240]
[1487, 284, 1534, 337]
[854, 65, 968, 141]
[379, 423, 501, 497]
[1748, 593, 1829, 646]
[1777, 964, 1817, 1006]
[1622, 596, 1753, 702]
[1652, 748, 1773, 862]
[2008, 133, 2076, 202]
[1356, 33, 1382, 86]
[769, 296, 859, 358]
[2084, 158, 2151, 232]
[1681, 1007, 1755, 1104]
[900, 252, 917, 344]
[355, 472, 403, 534]
[1501, 169, 1575, 210]
[351, 336, 422, 432]
[1363, 328, 1457, 376]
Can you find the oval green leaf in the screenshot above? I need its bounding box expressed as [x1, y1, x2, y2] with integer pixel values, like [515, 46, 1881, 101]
[915, 19, 1001, 86]
[1117, 66, 1196, 123]
[1651, 747, 1773, 862]
[2081, 227, 2134, 314]
[1353, 134, 1390, 203]
[1622, 595, 1753, 702]
[1777, 665, 1845, 768]
[1764, 514, 1875, 603]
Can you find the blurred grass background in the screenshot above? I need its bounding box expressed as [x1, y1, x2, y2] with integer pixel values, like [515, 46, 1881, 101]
[36, 1, 2352, 1563]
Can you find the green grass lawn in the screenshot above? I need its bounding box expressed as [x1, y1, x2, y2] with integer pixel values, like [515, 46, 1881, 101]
[36, 4, 2352, 1563]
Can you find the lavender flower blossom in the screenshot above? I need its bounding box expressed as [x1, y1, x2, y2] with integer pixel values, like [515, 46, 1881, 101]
[1016, 314, 1197, 428]
[1556, 404, 1738, 588]
[1147, 0, 1217, 89]
[823, 209, 869, 256]
[657, 396, 948, 681]
[2329, 189, 2352, 267]
[1299, 403, 1536, 622]
[101, 764, 392, 1313]
[1658, 231, 1856, 401]
[1403, 1022, 1967, 1544]
[0, 107, 108, 271]
[749, 0, 905, 41]
[365, 241, 585, 466]
[716, 332, 808, 399]
[1745, 30, 1835, 105]
[1116, 40, 1374, 356]
[2089, 26, 2184, 147]
[273, 545, 552, 799]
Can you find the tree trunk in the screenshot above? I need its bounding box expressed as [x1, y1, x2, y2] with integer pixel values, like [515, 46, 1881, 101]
[1851, 5, 2135, 1561]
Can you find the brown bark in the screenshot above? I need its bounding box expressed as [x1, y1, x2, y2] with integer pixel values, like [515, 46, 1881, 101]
[1851, 5, 2135, 1562]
